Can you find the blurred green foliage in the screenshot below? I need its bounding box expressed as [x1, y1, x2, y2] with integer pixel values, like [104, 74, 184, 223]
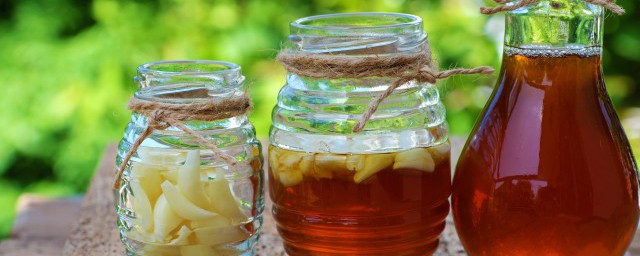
[0, 0, 638, 238]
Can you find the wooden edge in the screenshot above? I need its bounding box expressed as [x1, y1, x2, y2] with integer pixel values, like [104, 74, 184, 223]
[62, 144, 124, 256]
[12, 194, 82, 240]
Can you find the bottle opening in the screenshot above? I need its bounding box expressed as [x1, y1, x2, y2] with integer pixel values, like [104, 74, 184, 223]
[139, 60, 240, 74]
[135, 60, 245, 103]
[289, 12, 426, 54]
[292, 12, 421, 29]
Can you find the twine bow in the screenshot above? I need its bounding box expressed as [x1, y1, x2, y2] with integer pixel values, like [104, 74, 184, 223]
[277, 42, 494, 133]
[113, 95, 252, 189]
[481, 0, 625, 15]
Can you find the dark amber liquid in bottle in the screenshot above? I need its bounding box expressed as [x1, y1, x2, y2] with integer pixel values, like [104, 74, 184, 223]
[269, 146, 451, 255]
[452, 50, 640, 256]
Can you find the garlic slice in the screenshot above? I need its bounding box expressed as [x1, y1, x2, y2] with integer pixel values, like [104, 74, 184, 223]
[160, 180, 218, 221]
[353, 154, 394, 183]
[393, 148, 436, 172]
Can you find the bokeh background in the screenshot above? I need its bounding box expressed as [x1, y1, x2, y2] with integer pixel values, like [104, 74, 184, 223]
[0, 0, 638, 238]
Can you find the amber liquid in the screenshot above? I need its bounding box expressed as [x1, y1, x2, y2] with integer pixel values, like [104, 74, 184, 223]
[269, 146, 451, 255]
[452, 51, 640, 256]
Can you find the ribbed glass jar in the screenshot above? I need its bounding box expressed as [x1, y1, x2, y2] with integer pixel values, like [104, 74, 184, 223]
[115, 60, 263, 256]
[270, 13, 451, 255]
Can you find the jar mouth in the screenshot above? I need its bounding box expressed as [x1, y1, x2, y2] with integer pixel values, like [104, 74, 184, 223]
[289, 13, 426, 54]
[135, 60, 246, 103]
[291, 12, 422, 31]
[138, 60, 241, 76]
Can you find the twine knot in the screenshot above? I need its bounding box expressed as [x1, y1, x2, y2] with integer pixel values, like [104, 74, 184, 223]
[414, 67, 439, 84]
[481, 0, 625, 15]
[113, 95, 252, 189]
[277, 43, 494, 133]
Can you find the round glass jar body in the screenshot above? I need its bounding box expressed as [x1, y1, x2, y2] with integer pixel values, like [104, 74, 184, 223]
[270, 13, 451, 255]
[115, 61, 263, 256]
[452, 1, 640, 255]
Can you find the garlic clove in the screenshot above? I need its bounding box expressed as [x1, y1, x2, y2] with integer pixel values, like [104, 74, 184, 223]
[152, 194, 183, 242]
[193, 225, 250, 246]
[130, 180, 154, 232]
[346, 155, 365, 172]
[138, 148, 187, 165]
[393, 148, 436, 172]
[427, 142, 451, 165]
[353, 154, 394, 183]
[160, 180, 218, 221]
[315, 154, 348, 173]
[204, 179, 248, 224]
[131, 163, 163, 204]
[298, 154, 315, 177]
[279, 170, 304, 187]
[167, 225, 192, 246]
[177, 150, 210, 210]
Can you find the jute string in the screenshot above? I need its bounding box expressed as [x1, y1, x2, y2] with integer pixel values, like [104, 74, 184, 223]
[481, 0, 625, 15]
[113, 95, 252, 189]
[277, 42, 494, 133]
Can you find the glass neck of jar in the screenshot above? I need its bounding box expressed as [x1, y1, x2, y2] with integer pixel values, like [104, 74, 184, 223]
[282, 12, 430, 111]
[134, 60, 249, 128]
[504, 0, 604, 50]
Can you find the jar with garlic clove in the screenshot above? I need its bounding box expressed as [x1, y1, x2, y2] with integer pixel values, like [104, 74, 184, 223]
[114, 60, 263, 256]
[270, 13, 453, 255]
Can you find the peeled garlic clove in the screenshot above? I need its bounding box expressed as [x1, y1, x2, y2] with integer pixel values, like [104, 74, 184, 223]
[268, 147, 280, 182]
[131, 163, 163, 204]
[126, 225, 156, 243]
[139, 148, 187, 165]
[160, 169, 179, 184]
[160, 180, 218, 221]
[393, 148, 436, 172]
[299, 155, 315, 177]
[346, 155, 365, 172]
[193, 225, 250, 246]
[130, 181, 154, 232]
[180, 245, 218, 256]
[427, 142, 451, 165]
[315, 154, 348, 173]
[353, 154, 394, 183]
[279, 171, 304, 187]
[153, 194, 183, 242]
[205, 179, 247, 224]
[167, 225, 192, 246]
[277, 150, 307, 173]
[191, 215, 232, 229]
[177, 150, 211, 210]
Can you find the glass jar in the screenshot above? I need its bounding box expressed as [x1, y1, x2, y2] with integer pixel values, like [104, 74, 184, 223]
[452, 1, 640, 255]
[270, 13, 451, 255]
[115, 60, 263, 256]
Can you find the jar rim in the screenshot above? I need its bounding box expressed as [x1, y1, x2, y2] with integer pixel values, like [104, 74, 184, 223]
[291, 12, 422, 31]
[137, 60, 241, 76]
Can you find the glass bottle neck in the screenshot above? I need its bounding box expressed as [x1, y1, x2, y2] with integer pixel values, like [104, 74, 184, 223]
[504, 0, 604, 51]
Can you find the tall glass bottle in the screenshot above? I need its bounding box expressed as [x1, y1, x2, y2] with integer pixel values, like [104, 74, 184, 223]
[452, 1, 639, 255]
[270, 13, 451, 255]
